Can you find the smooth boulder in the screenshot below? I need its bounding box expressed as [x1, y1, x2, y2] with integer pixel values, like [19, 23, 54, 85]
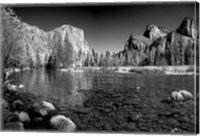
[34, 101, 56, 116]
[171, 91, 184, 101]
[17, 111, 30, 122]
[50, 115, 76, 132]
[179, 90, 193, 99]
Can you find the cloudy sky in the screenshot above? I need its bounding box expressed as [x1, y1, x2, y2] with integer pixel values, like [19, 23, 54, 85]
[12, 2, 195, 54]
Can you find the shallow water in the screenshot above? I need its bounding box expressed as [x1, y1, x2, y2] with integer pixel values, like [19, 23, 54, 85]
[12, 69, 195, 108]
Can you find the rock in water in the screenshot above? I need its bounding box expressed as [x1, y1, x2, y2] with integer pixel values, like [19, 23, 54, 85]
[7, 84, 18, 91]
[18, 84, 25, 89]
[12, 100, 24, 110]
[171, 91, 184, 101]
[3, 122, 24, 131]
[50, 115, 76, 132]
[179, 90, 193, 99]
[34, 101, 56, 116]
[18, 111, 30, 122]
[41, 101, 56, 110]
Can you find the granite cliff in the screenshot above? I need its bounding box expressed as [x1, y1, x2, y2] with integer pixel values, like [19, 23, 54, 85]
[113, 17, 197, 66]
[1, 7, 96, 69]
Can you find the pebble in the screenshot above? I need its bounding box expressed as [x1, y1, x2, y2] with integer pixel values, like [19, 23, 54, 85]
[136, 87, 141, 90]
[18, 84, 25, 89]
[3, 122, 24, 131]
[50, 115, 76, 132]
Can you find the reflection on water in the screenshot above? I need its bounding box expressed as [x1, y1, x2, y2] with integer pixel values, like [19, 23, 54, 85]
[13, 69, 194, 107]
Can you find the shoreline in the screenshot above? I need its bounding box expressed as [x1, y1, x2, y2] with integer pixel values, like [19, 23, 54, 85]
[60, 65, 197, 75]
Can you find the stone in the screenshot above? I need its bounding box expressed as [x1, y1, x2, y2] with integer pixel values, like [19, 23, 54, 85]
[18, 84, 25, 89]
[179, 90, 193, 99]
[34, 101, 56, 116]
[171, 91, 184, 101]
[12, 100, 24, 110]
[18, 111, 30, 122]
[50, 115, 76, 132]
[3, 122, 24, 131]
[7, 84, 18, 91]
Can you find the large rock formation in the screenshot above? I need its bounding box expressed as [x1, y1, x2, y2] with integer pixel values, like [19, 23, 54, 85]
[1, 7, 96, 69]
[114, 33, 153, 66]
[115, 17, 196, 66]
[47, 25, 95, 68]
[143, 25, 169, 41]
[148, 17, 195, 65]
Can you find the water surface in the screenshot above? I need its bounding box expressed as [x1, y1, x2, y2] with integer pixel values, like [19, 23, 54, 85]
[12, 69, 195, 108]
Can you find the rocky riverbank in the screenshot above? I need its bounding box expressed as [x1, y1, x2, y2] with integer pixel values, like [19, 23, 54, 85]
[1, 69, 197, 133]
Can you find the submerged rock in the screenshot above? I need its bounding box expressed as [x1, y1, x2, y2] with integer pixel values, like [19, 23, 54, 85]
[3, 122, 24, 131]
[12, 100, 24, 110]
[50, 115, 76, 132]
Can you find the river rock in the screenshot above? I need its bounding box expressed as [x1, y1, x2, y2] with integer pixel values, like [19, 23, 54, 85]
[50, 115, 76, 132]
[7, 84, 18, 91]
[34, 101, 56, 116]
[3, 122, 24, 131]
[12, 100, 24, 110]
[18, 84, 25, 89]
[171, 91, 184, 101]
[18, 111, 30, 122]
[179, 90, 193, 99]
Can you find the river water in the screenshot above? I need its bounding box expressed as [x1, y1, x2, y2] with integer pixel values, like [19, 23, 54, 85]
[12, 69, 195, 108]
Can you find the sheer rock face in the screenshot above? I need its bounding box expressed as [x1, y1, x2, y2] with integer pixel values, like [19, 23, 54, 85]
[148, 31, 194, 65]
[143, 25, 169, 41]
[115, 33, 152, 66]
[2, 14, 95, 68]
[18, 23, 51, 68]
[119, 17, 195, 66]
[47, 25, 95, 68]
[147, 17, 195, 65]
[176, 17, 195, 38]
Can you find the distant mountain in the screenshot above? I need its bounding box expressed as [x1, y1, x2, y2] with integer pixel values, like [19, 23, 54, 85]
[1, 7, 197, 69]
[113, 17, 197, 66]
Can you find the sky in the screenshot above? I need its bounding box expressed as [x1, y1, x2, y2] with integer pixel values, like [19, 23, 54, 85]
[11, 3, 195, 54]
